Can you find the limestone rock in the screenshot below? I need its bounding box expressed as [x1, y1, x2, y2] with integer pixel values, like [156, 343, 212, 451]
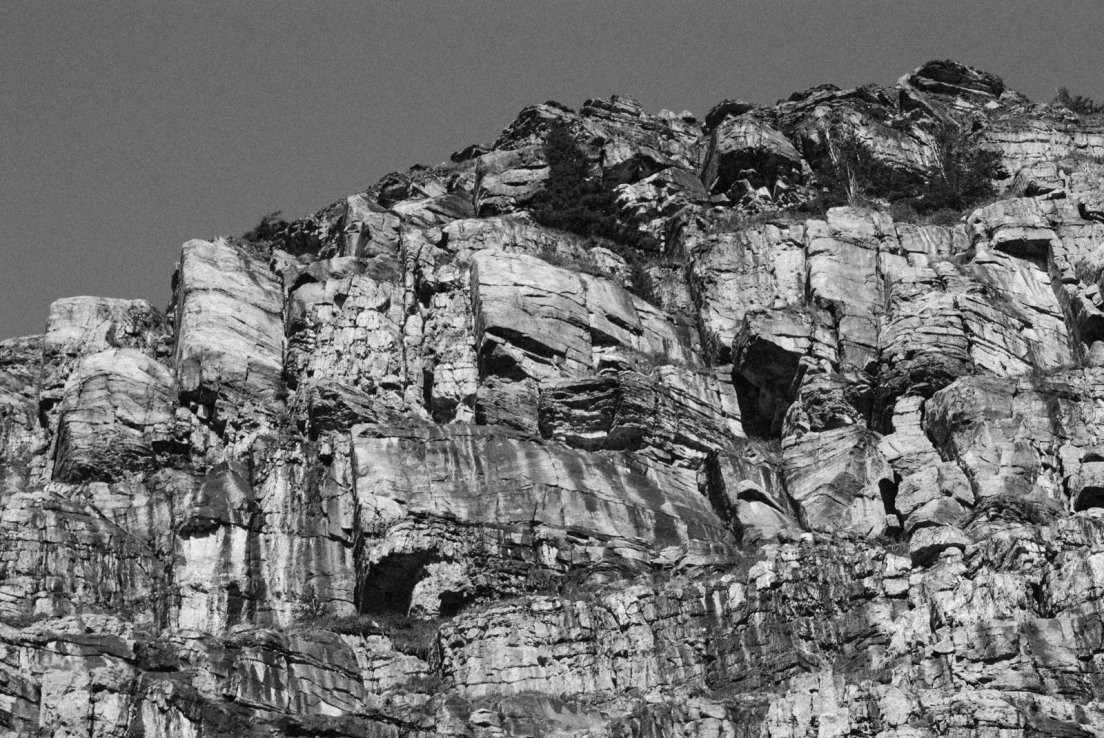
[53, 349, 181, 482]
[782, 425, 895, 536]
[173, 238, 284, 413]
[703, 98, 755, 132]
[40, 296, 169, 409]
[686, 219, 807, 353]
[896, 461, 974, 532]
[350, 424, 732, 555]
[702, 116, 805, 202]
[285, 255, 417, 416]
[8, 60, 1104, 737]
[733, 306, 833, 434]
[538, 364, 743, 466]
[908, 525, 969, 566]
[905, 59, 1006, 99]
[704, 439, 797, 543]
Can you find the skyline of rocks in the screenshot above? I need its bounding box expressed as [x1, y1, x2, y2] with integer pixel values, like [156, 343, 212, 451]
[2, 59, 1104, 736]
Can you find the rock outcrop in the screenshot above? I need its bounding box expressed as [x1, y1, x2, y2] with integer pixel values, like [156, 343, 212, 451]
[5, 59, 1104, 736]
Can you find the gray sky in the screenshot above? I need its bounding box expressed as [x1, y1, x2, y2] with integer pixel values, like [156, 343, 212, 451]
[2, 1, 1102, 339]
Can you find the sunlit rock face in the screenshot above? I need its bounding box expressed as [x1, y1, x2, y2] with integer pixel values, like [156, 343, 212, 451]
[8, 59, 1104, 737]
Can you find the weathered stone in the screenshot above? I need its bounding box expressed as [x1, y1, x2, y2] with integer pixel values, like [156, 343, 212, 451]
[0, 335, 44, 485]
[686, 219, 807, 354]
[40, 296, 169, 409]
[703, 99, 755, 132]
[908, 525, 969, 566]
[806, 208, 893, 372]
[703, 440, 797, 543]
[473, 148, 549, 215]
[782, 425, 895, 536]
[174, 238, 285, 413]
[876, 395, 942, 477]
[896, 461, 974, 532]
[9, 60, 1104, 738]
[905, 59, 1006, 99]
[733, 306, 833, 434]
[472, 250, 593, 379]
[0, 490, 166, 622]
[926, 370, 1104, 504]
[613, 168, 707, 239]
[538, 365, 743, 466]
[782, 371, 871, 437]
[285, 255, 418, 416]
[350, 424, 732, 555]
[702, 116, 805, 200]
[1071, 461, 1104, 511]
[53, 349, 181, 482]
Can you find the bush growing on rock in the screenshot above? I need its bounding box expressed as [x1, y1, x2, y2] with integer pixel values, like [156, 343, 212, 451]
[529, 121, 659, 254]
[293, 585, 327, 621]
[815, 130, 918, 208]
[1054, 86, 1104, 116]
[242, 210, 290, 244]
[627, 259, 658, 304]
[919, 124, 1003, 211]
[527, 121, 668, 302]
[807, 124, 1001, 216]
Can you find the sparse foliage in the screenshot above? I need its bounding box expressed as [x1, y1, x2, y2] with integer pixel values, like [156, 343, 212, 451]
[627, 259, 658, 304]
[242, 210, 290, 244]
[808, 124, 1001, 216]
[817, 130, 917, 207]
[527, 122, 669, 303]
[529, 122, 659, 253]
[1054, 87, 1104, 116]
[918, 124, 1003, 212]
[294, 585, 327, 622]
[700, 328, 729, 366]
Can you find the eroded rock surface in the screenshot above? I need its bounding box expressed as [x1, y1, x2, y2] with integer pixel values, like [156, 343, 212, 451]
[6, 59, 1104, 736]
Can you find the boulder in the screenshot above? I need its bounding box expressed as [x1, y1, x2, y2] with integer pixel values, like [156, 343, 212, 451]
[53, 349, 181, 482]
[40, 296, 168, 408]
[905, 59, 1005, 99]
[174, 239, 284, 409]
[781, 425, 895, 536]
[703, 117, 805, 198]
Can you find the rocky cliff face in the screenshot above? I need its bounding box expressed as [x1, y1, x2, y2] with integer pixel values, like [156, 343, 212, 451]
[4, 60, 1104, 737]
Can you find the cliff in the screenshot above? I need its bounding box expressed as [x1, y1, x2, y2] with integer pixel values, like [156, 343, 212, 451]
[3, 60, 1104, 736]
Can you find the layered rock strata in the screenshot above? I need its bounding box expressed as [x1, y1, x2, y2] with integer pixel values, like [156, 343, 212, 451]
[4, 60, 1104, 736]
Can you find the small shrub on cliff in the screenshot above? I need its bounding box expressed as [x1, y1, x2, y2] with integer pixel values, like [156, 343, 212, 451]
[535, 245, 610, 279]
[529, 122, 659, 254]
[918, 124, 1003, 212]
[242, 210, 290, 244]
[293, 585, 327, 622]
[700, 328, 729, 366]
[626, 257, 658, 304]
[1054, 87, 1104, 116]
[815, 130, 917, 207]
[809, 125, 1001, 215]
